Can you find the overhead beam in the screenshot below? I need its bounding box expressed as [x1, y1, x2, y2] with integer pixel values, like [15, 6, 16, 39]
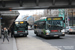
[68, 0, 72, 5]
[2, 1, 5, 7]
[36, 0, 39, 6]
[52, 0, 55, 5]
[19, 0, 23, 7]
[0, 0, 15, 1]
[0, 5, 74, 11]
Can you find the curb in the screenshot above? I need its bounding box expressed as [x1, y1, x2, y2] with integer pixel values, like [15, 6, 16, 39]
[13, 38, 17, 50]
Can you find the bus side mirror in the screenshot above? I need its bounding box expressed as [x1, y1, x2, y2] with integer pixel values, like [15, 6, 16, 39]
[63, 20, 65, 23]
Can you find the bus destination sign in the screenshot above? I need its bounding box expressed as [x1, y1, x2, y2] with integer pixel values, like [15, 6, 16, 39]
[47, 17, 62, 20]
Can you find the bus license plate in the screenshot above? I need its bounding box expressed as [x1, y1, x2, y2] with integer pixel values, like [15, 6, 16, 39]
[54, 35, 58, 37]
[20, 34, 23, 36]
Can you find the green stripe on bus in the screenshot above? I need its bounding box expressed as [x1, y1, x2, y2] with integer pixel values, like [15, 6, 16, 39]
[43, 29, 46, 34]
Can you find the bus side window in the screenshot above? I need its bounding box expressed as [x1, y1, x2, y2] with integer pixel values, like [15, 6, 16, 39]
[63, 20, 65, 23]
[39, 22, 46, 29]
[43, 22, 45, 25]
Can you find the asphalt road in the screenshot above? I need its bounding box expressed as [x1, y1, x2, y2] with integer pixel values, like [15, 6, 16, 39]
[16, 30, 75, 50]
[28, 30, 75, 50]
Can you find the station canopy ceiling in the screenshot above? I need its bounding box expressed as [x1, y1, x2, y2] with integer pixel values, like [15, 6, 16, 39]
[0, 0, 75, 10]
[0, 11, 19, 28]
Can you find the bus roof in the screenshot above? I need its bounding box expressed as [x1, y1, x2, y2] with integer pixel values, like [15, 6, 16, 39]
[34, 17, 63, 23]
[34, 19, 46, 23]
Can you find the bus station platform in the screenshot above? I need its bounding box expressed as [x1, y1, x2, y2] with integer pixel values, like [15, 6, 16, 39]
[0, 36, 17, 50]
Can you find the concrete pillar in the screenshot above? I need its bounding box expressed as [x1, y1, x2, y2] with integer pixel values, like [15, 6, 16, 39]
[67, 9, 69, 27]
[0, 14, 1, 38]
[72, 9, 73, 26]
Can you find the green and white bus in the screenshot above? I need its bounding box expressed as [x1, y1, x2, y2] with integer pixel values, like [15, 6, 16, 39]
[13, 21, 29, 37]
[34, 17, 65, 38]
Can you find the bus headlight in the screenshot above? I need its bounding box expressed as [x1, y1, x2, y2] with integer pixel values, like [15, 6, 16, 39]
[14, 31, 17, 34]
[25, 31, 28, 33]
[46, 30, 50, 35]
[62, 32, 65, 34]
[46, 33, 49, 35]
[61, 29, 65, 32]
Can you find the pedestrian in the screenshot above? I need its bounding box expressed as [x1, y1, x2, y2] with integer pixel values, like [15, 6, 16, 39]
[8, 28, 10, 35]
[1, 28, 4, 35]
[1, 26, 4, 38]
[10, 27, 14, 38]
[3, 27, 9, 43]
[1, 28, 4, 38]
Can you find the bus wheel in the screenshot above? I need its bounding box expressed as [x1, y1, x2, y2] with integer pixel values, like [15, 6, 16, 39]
[67, 31, 69, 34]
[14, 36, 16, 38]
[57, 36, 60, 38]
[44, 36, 50, 39]
[24, 35, 27, 37]
[36, 33, 39, 36]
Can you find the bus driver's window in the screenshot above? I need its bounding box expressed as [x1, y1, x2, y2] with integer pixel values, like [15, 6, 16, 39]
[34, 25, 37, 29]
[49, 25, 51, 27]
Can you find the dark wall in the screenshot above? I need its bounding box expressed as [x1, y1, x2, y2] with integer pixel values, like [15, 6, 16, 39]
[69, 17, 75, 26]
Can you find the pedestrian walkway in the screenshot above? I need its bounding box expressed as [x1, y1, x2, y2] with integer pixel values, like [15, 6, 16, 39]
[0, 36, 17, 50]
[16, 36, 60, 50]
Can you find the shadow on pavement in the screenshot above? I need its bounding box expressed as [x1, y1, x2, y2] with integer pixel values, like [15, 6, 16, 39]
[14, 36, 28, 38]
[32, 35, 65, 40]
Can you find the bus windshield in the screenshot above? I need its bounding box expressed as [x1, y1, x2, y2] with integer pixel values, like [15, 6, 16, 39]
[47, 21, 64, 30]
[14, 21, 28, 31]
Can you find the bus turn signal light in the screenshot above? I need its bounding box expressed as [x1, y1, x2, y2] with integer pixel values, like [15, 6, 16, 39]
[69, 29, 72, 30]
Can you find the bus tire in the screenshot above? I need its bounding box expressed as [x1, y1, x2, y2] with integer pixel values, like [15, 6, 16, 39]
[67, 31, 69, 34]
[14, 36, 16, 38]
[57, 36, 60, 38]
[24, 35, 27, 37]
[36, 33, 39, 36]
[44, 36, 49, 39]
[35, 32, 39, 36]
[35, 31, 37, 34]
[36, 34, 38, 36]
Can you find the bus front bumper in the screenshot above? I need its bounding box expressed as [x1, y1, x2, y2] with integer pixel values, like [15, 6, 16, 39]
[14, 33, 28, 36]
[44, 32, 65, 37]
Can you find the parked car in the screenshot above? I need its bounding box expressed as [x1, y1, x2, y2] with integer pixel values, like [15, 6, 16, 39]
[62, 26, 75, 34]
[65, 26, 69, 34]
[68, 26, 75, 34]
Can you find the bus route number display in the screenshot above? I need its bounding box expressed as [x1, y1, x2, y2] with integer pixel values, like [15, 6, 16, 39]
[53, 18, 61, 20]
[47, 18, 51, 20]
[20, 22, 24, 24]
[47, 17, 62, 20]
